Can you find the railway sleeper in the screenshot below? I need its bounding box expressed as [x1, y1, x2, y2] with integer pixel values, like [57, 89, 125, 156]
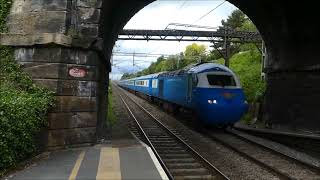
[145, 133, 168, 136]
[170, 168, 210, 176]
[148, 135, 170, 137]
[160, 153, 192, 159]
[166, 162, 203, 169]
[149, 138, 173, 141]
[163, 158, 196, 163]
[174, 175, 213, 180]
[157, 149, 187, 153]
[152, 142, 179, 146]
[150, 140, 176, 143]
[155, 147, 185, 151]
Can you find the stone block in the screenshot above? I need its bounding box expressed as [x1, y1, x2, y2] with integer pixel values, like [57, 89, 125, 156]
[77, 0, 102, 8]
[15, 48, 100, 65]
[77, 7, 100, 24]
[10, 0, 68, 13]
[48, 112, 97, 129]
[20, 62, 98, 81]
[78, 24, 99, 37]
[33, 79, 97, 96]
[47, 127, 96, 147]
[52, 96, 97, 112]
[7, 11, 68, 34]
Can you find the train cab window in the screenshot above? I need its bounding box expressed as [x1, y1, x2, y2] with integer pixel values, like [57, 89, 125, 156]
[192, 74, 198, 87]
[207, 74, 236, 87]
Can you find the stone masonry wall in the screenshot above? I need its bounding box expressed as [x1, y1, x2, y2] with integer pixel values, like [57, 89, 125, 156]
[4, 0, 105, 148]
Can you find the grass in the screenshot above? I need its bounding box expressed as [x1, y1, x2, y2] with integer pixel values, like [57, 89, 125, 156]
[107, 86, 117, 126]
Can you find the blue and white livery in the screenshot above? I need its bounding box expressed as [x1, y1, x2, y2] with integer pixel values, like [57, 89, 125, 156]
[118, 63, 248, 127]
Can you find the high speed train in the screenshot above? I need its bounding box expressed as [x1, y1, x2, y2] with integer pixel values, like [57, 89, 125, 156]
[118, 63, 248, 127]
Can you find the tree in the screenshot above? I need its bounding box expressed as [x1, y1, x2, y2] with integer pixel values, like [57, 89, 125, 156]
[120, 73, 136, 80]
[241, 18, 257, 31]
[184, 43, 206, 57]
[184, 43, 207, 65]
[221, 9, 247, 30]
[210, 9, 259, 61]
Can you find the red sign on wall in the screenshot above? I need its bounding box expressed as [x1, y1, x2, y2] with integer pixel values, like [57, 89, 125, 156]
[69, 67, 87, 78]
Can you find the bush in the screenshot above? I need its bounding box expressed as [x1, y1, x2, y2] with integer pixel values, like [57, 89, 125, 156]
[0, 83, 53, 169]
[107, 85, 117, 126]
[229, 50, 266, 102]
[0, 0, 54, 172]
[0, 55, 54, 171]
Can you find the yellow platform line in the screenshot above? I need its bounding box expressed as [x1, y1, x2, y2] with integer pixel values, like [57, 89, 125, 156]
[68, 151, 86, 180]
[96, 147, 121, 180]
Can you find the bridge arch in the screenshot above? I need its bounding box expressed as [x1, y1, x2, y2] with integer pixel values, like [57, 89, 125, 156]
[1, 0, 319, 148]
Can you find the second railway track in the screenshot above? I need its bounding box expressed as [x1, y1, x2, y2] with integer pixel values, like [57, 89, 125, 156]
[117, 86, 229, 180]
[203, 129, 320, 180]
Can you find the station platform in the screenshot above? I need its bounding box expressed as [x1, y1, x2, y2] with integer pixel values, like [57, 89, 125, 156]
[4, 84, 168, 180]
[4, 140, 168, 180]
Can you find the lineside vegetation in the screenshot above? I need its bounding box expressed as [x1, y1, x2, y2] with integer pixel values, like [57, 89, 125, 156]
[0, 0, 54, 173]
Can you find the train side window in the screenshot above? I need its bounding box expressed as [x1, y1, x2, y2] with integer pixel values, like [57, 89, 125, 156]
[152, 79, 158, 88]
[207, 74, 236, 87]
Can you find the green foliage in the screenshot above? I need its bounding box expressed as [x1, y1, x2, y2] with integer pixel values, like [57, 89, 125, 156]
[184, 43, 206, 58]
[107, 85, 117, 126]
[221, 9, 247, 30]
[121, 44, 209, 79]
[0, 83, 53, 170]
[217, 9, 258, 58]
[241, 18, 257, 31]
[0, 0, 12, 32]
[229, 50, 265, 102]
[0, 0, 54, 172]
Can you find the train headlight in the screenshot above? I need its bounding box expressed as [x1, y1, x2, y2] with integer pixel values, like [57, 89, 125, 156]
[208, 99, 217, 104]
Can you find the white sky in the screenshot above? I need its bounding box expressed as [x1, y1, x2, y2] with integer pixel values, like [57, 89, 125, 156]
[110, 0, 238, 80]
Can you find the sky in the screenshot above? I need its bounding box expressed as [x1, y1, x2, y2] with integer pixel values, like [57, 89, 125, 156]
[110, 0, 238, 80]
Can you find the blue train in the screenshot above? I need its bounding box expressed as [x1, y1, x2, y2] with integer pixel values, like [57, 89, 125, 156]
[118, 63, 248, 127]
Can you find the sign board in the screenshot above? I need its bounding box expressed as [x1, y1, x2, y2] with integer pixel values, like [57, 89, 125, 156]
[69, 67, 87, 78]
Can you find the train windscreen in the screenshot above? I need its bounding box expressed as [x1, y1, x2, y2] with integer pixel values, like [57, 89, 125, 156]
[207, 74, 236, 87]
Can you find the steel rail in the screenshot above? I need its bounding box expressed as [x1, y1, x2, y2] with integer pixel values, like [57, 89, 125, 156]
[119, 93, 174, 180]
[118, 86, 230, 180]
[203, 129, 296, 180]
[226, 128, 320, 171]
[233, 125, 320, 140]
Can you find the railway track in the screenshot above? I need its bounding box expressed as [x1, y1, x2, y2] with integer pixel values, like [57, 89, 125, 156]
[117, 87, 229, 180]
[116, 85, 320, 179]
[233, 125, 320, 159]
[204, 129, 320, 180]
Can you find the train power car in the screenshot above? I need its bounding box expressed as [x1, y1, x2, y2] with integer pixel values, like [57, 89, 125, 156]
[118, 63, 248, 127]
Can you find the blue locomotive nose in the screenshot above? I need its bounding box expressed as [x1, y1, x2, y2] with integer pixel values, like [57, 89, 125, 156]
[194, 88, 248, 125]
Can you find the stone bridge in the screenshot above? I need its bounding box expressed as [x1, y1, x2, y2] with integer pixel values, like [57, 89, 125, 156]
[1, 0, 319, 148]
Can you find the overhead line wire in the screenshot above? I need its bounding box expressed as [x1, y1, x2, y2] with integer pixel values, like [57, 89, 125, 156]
[192, 0, 226, 24]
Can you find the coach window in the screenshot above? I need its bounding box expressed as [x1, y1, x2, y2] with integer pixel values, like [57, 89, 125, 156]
[152, 79, 158, 88]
